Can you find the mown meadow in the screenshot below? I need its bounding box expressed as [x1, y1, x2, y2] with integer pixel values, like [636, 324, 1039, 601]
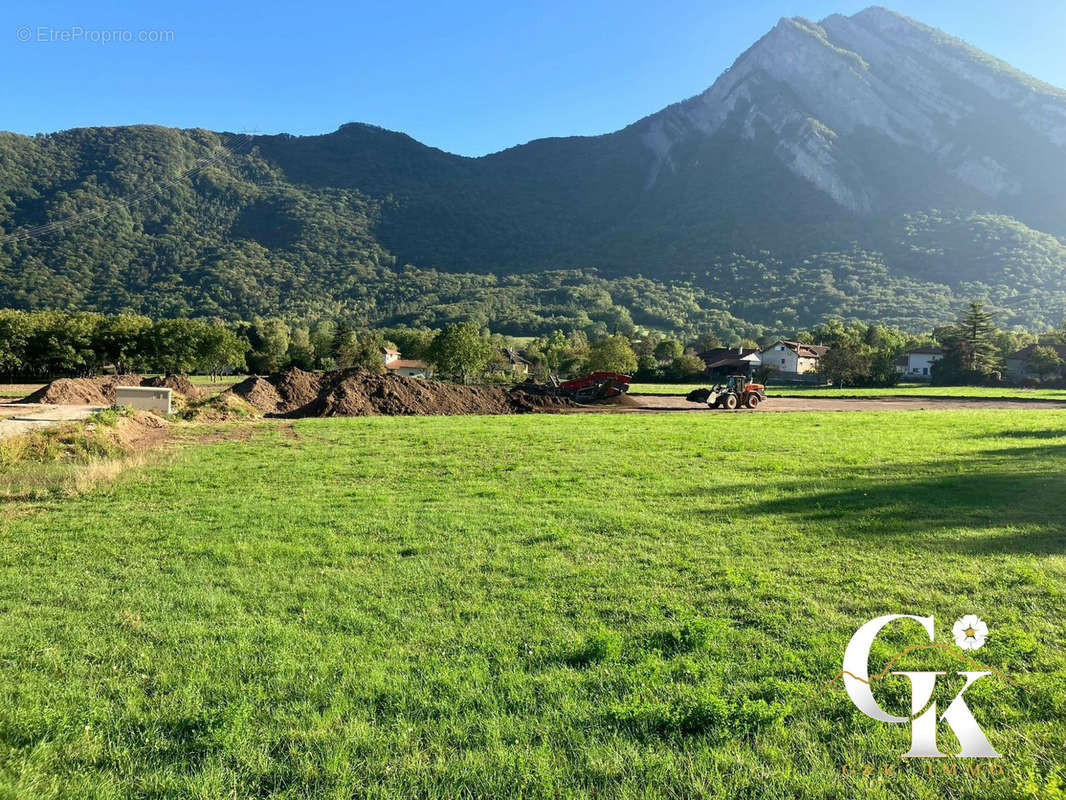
[0, 410, 1063, 798]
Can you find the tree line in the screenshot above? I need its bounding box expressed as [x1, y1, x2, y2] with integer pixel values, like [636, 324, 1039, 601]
[811, 303, 1066, 387]
[1, 305, 1063, 386]
[0, 310, 651, 384]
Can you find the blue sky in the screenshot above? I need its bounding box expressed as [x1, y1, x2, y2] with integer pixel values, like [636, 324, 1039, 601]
[3, 0, 1064, 156]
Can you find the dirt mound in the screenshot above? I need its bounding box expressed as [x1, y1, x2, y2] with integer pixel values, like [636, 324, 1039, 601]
[181, 393, 262, 422]
[507, 387, 582, 413]
[228, 367, 577, 417]
[227, 376, 283, 414]
[22, 374, 203, 405]
[117, 410, 170, 449]
[22, 374, 144, 405]
[600, 392, 642, 407]
[272, 367, 324, 411]
[141, 374, 203, 401]
[78, 408, 168, 449]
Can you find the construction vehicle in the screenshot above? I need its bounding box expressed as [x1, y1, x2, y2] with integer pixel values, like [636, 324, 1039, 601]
[520, 372, 632, 404]
[558, 371, 631, 403]
[686, 374, 766, 410]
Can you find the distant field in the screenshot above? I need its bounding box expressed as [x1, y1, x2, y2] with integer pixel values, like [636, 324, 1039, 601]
[630, 382, 1066, 400]
[184, 374, 244, 390]
[0, 410, 1062, 797]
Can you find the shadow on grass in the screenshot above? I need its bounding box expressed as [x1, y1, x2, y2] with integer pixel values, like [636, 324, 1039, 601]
[970, 443, 1066, 459]
[724, 453, 1066, 555]
[974, 429, 1066, 440]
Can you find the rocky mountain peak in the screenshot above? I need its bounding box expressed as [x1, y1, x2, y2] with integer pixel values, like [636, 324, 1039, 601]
[636, 7, 1066, 214]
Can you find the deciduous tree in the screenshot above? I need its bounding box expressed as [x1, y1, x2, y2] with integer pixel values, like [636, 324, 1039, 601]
[653, 339, 683, 362]
[1027, 346, 1064, 380]
[587, 335, 638, 375]
[820, 344, 872, 387]
[198, 325, 248, 379]
[248, 318, 291, 374]
[430, 322, 493, 383]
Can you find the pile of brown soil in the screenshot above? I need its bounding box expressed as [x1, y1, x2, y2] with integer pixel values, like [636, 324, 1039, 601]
[225, 376, 283, 414]
[600, 392, 642, 407]
[228, 367, 576, 417]
[141, 374, 203, 401]
[21, 375, 201, 405]
[22, 374, 144, 405]
[116, 410, 170, 449]
[508, 389, 582, 413]
[272, 367, 326, 412]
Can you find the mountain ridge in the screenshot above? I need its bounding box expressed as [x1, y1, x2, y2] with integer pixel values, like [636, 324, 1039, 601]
[1, 6, 1065, 334]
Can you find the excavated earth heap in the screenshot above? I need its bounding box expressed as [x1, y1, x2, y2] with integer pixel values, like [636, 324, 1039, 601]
[227, 367, 575, 417]
[20, 374, 205, 405]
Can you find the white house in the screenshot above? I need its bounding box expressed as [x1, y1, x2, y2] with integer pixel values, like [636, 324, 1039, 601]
[381, 346, 433, 378]
[381, 346, 400, 366]
[895, 346, 944, 380]
[759, 341, 828, 376]
[385, 359, 433, 379]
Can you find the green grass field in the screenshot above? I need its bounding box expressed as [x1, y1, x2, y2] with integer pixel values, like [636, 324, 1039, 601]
[184, 375, 245, 387]
[1, 411, 1064, 798]
[630, 382, 1066, 400]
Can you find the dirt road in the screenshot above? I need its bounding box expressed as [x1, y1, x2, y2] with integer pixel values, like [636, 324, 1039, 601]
[0, 404, 104, 439]
[623, 395, 1066, 413]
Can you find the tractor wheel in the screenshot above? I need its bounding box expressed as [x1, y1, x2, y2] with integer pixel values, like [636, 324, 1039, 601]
[721, 393, 738, 410]
[746, 394, 761, 409]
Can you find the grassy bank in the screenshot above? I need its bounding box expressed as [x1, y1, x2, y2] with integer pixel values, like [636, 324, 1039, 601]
[0, 411, 1063, 797]
[0, 407, 150, 500]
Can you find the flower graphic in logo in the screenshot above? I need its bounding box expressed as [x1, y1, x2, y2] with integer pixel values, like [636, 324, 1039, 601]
[952, 614, 988, 650]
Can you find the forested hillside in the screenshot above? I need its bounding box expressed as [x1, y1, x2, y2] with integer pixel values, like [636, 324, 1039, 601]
[2, 7, 1066, 335]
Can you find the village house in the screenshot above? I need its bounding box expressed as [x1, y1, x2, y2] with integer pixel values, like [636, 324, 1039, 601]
[1005, 343, 1066, 382]
[759, 341, 828, 377]
[381, 346, 433, 379]
[894, 346, 945, 380]
[698, 347, 762, 380]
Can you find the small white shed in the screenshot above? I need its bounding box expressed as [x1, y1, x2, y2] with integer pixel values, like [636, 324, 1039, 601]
[115, 386, 172, 414]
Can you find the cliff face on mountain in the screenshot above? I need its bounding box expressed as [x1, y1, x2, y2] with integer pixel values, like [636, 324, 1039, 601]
[635, 7, 1066, 222]
[1, 7, 1065, 332]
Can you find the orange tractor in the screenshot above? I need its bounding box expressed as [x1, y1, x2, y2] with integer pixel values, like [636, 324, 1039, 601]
[686, 374, 766, 410]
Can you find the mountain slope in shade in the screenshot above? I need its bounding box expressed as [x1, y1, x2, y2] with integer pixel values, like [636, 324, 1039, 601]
[1, 7, 1065, 332]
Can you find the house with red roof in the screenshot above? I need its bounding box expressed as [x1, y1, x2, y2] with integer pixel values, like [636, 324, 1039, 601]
[381, 346, 433, 378]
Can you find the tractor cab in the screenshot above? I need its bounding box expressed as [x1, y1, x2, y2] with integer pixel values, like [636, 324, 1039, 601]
[725, 374, 747, 392]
